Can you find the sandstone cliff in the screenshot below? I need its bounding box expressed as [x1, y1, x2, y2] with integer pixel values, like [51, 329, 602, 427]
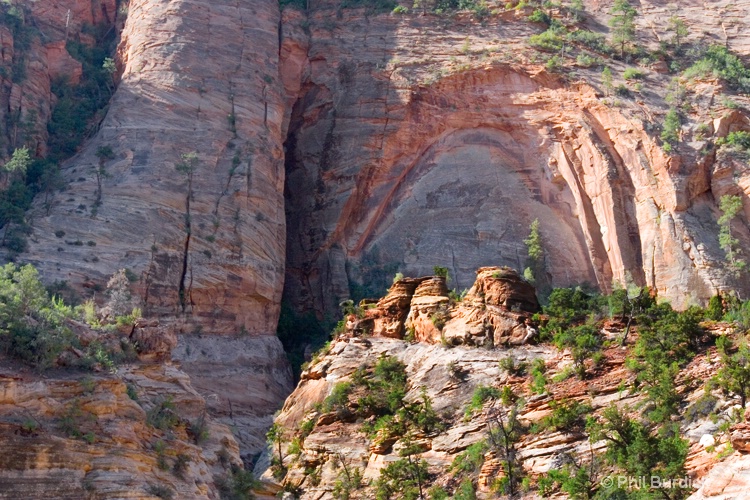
[255, 267, 750, 499]
[10, 0, 295, 457]
[0, 320, 247, 500]
[2, 0, 750, 482]
[280, 0, 750, 319]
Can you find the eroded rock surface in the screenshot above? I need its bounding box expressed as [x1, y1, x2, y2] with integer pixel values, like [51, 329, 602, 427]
[0, 351, 244, 500]
[281, 1, 750, 319]
[16, 0, 294, 456]
[257, 304, 745, 499]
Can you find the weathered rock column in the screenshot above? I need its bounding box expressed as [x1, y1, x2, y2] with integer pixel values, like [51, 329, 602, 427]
[24, 0, 292, 457]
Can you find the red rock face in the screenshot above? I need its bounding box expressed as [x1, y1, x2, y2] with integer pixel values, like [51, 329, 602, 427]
[280, 4, 750, 320]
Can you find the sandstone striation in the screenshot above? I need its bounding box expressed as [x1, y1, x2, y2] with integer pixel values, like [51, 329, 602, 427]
[280, 0, 750, 321]
[17, 0, 295, 456]
[0, 318, 245, 500]
[255, 280, 747, 499]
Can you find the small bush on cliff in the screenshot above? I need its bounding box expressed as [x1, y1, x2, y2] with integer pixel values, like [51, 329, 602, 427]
[332, 453, 366, 500]
[628, 303, 704, 423]
[588, 404, 689, 497]
[450, 441, 488, 475]
[538, 398, 592, 432]
[464, 385, 502, 419]
[0, 263, 77, 368]
[661, 108, 681, 152]
[716, 337, 750, 408]
[540, 287, 602, 339]
[500, 356, 527, 376]
[215, 464, 259, 500]
[717, 131, 750, 152]
[553, 323, 602, 379]
[320, 381, 354, 418]
[682, 45, 750, 92]
[357, 356, 408, 416]
[717, 194, 747, 277]
[147, 397, 180, 431]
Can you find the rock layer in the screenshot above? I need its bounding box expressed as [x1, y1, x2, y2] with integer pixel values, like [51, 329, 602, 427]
[280, 1, 750, 320]
[16, 0, 294, 455]
[0, 360, 244, 500]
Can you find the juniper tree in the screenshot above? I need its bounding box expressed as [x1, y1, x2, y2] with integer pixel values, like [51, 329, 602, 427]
[718, 194, 747, 276]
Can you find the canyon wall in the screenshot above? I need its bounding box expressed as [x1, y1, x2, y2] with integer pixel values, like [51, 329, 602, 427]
[16, 0, 294, 457]
[281, 0, 750, 320]
[2, 0, 750, 465]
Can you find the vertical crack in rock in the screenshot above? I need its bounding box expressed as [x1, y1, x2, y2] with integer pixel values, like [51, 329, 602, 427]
[178, 178, 192, 313]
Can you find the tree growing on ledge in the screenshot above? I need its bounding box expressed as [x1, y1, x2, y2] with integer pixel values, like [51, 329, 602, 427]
[718, 194, 747, 277]
[609, 0, 637, 59]
[523, 218, 544, 286]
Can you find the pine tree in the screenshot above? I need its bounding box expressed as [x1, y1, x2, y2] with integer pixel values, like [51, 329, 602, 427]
[609, 0, 637, 59]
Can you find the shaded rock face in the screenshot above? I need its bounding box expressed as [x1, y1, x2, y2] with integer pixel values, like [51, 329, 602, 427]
[280, 2, 750, 321]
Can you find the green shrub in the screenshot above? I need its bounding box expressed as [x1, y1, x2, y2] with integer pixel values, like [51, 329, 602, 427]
[576, 53, 599, 68]
[215, 464, 260, 500]
[428, 486, 450, 499]
[588, 405, 689, 496]
[146, 397, 180, 431]
[321, 381, 353, 416]
[545, 55, 565, 73]
[717, 339, 750, 408]
[375, 451, 429, 500]
[539, 398, 592, 432]
[682, 45, 750, 92]
[357, 356, 408, 416]
[661, 108, 681, 151]
[530, 358, 548, 393]
[528, 9, 550, 25]
[717, 131, 750, 151]
[568, 30, 609, 53]
[553, 324, 602, 379]
[499, 356, 527, 376]
[332, 462, 364, 500]
[433, 266, 449, 279]
[628, 303, 704, 422]
[529, 29, 564, 52]
[450, 441, 488, 474]
[464, 385, 502, 418]
[453, 478, 477, 500]
[706, 295, 724, 321]
[623, 67, 644, 80]
[0, 263, 77, 368]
